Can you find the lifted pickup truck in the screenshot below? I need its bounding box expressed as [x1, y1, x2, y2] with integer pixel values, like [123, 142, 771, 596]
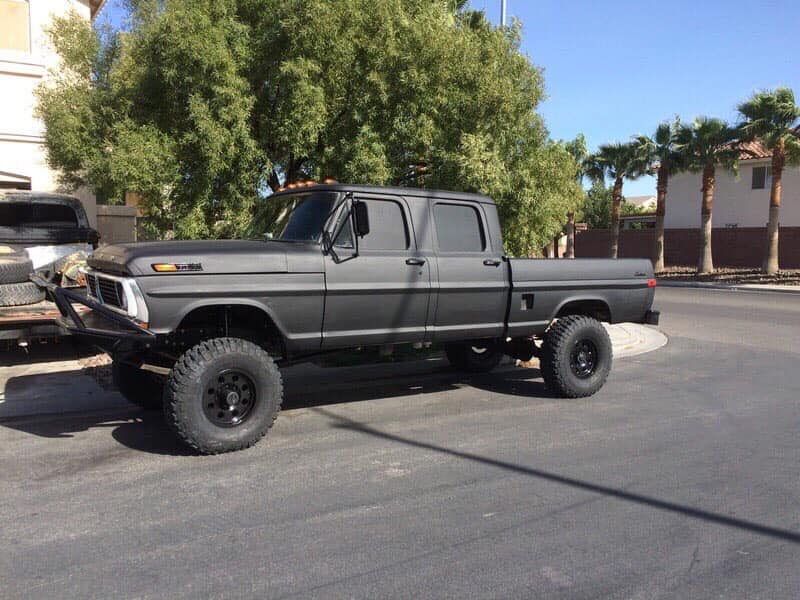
[42, 184, 658, 454]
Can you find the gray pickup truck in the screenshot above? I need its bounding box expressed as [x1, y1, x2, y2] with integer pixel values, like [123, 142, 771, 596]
[42, 183, 658, 454]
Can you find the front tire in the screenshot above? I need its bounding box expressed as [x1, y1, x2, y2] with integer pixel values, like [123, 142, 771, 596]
[112, 360, 164, 410]
[164, 338, 283, 454]
[540, 315, 612, 398]
[445, 341, 503, 373]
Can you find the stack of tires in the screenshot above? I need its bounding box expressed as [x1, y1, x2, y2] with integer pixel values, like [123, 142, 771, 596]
[0, 253, 45, 307]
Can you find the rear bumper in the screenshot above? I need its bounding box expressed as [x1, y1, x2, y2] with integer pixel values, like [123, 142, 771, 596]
[31, 274, 155, 353]
[643, 310, 660, 326]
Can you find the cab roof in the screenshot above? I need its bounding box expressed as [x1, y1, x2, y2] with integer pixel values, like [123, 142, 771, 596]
[269, 183, 496, 205]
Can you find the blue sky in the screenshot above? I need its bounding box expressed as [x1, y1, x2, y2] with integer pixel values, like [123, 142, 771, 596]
[99, 0, 800, 196]
[469, 0, 800, 195]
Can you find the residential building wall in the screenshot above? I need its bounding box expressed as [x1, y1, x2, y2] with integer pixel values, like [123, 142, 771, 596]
[0, 0, 99, 226]
[575, 227, 800, 269]
[665, 159, 800, 229]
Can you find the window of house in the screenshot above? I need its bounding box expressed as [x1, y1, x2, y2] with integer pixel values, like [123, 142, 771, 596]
[0, 0, 30, 53]
[434, 203, 486, 252]
[752, 166, 773, 190]
[359, 199, 409, 251]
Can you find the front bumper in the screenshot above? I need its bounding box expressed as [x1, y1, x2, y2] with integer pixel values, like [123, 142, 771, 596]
[32, 274, 155, 353]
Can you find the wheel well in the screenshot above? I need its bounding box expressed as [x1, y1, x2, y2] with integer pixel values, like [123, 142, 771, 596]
[556, 300, 611, 323]
[174, 304, 286, 358]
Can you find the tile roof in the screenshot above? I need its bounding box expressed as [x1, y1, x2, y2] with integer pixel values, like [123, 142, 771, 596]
[737, 140, 771, 160]
[737, 126, 800, 160]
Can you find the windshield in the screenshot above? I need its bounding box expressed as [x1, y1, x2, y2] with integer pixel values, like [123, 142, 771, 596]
[247, 191, 340, 242]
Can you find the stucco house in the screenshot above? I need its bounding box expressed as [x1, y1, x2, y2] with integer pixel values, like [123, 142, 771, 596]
[626, 195, 657, 211]
[0, 0, 106, 227]
[665, 141, 799, 229]
[575, 138, 800, 268]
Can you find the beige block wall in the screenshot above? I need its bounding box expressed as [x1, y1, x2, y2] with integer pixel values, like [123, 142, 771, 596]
[96, 205, 137, 244]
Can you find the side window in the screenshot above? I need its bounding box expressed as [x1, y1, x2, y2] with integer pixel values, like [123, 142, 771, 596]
[434, 203, 486, 252]
[751, 166, 772, 190]
[752, 166, 766, 190]
[359, 199, 409, 251]
[0, 0, 30, 53]
[332, 208, 354, 248]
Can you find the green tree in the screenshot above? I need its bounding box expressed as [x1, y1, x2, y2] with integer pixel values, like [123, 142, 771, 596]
[581, 181, 613, 229]
[563, 134, 588, 257]
[675, 118, 740, 274]
[737, 88, 800, 274]
[634, 118, 682, 273]
[583, 142, 644, 258]
[36, 0, 581, 251]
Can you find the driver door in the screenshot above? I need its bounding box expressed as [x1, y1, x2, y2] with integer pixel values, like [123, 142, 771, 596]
[322, 195, 431, 348]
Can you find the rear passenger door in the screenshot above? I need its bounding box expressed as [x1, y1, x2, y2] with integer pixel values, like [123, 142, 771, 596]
[322, 195, 431, 348]
[430, 201, 508, 341]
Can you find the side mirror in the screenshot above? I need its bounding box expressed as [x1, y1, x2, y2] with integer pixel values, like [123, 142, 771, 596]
[353, 201, 370, 237]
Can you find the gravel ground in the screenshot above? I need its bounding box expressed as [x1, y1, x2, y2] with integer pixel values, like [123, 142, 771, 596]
[658, 266, 800, 286]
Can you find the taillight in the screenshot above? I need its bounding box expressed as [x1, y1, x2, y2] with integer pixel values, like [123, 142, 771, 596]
[648, 278, 657, 288]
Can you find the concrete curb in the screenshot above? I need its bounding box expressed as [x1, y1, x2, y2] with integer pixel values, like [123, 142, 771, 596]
[603, 322, 668, 359]
[516, 322, 667, 369]
[657, 279, 800, 295]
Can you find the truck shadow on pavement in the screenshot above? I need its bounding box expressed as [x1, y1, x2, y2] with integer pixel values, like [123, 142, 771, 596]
[0, 364, 553, 456]
[314, 407, 800, 546]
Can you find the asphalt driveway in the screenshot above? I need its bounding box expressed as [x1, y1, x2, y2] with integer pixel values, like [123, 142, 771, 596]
[1, 287, 798, 599]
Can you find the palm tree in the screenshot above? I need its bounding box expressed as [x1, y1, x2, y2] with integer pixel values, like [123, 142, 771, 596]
[737, 88, 800, 274]
[584, 142, 644, 258]
[564, 134, 588, 258]
[634, 118, 682, 273]
[675, 118, 740, 274]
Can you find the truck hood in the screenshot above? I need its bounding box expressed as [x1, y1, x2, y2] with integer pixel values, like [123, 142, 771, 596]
[88, 240, 292, 276]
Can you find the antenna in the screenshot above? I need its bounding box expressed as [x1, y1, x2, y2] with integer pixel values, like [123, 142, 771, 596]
[500, 0, 507, 26]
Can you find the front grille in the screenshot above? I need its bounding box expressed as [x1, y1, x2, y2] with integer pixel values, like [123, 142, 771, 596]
[86, 272, 125, 310]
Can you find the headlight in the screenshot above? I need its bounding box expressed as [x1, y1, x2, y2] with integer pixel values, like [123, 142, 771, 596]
[121, 278, 150, 324]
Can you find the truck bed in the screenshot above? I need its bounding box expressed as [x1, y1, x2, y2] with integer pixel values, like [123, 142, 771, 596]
[506, 258, 656, 337]
[0, 295, 91, 341]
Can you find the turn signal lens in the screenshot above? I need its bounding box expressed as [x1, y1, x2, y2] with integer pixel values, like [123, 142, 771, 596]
[153, 264, 178, 272]
[648, 278, 657, 288]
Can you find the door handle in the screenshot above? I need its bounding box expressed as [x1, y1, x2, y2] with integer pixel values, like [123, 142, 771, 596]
[406, 258, 426, 266]
[483, 259, 501, 267]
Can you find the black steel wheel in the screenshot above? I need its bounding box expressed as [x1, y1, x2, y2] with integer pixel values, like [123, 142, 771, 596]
[202, 370, 257, 428]
[570, 339, 598, 379]
[541, 315, 612, 398]
[164, 338, 283, 454]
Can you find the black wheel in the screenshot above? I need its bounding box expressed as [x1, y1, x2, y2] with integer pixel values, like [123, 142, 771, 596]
[0, 281, 45, 306]
[112, 360, 165, 410]
[540, 315, 612, 398]
[0, 254, 33, 284]
[445, 341, 503, 373]
[163, 338, 283, 454]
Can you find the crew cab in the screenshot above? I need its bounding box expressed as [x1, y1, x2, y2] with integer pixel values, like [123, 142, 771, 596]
[41, 184, 659, 454]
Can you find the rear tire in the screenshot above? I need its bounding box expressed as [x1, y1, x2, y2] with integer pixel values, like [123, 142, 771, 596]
[112, 360, 164, 410]
[445, 341, 503, 373]
[164, 338, 283, 454]
[540, 315, 612, 398]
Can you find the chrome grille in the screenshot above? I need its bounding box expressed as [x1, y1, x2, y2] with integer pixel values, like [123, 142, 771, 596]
[86, 272, 126, 310]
